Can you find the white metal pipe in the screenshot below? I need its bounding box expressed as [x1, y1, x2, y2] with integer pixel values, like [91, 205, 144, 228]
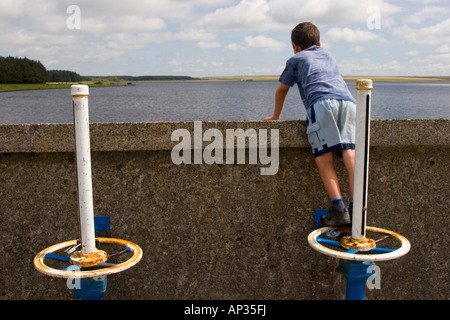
[352, 79, 373, 240]
[71, 85, 97, 255]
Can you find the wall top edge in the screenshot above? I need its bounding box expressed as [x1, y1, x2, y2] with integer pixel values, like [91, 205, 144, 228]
[1, 119, 448, 153]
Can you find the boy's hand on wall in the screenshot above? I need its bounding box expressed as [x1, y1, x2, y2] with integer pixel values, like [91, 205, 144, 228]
[263, 116, 280, 121]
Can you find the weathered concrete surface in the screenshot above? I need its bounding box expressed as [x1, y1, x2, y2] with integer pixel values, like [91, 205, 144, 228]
[0, 120, 448, 300]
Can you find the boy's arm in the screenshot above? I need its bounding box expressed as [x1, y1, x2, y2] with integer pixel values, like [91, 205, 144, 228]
[264, 83, 290, 120]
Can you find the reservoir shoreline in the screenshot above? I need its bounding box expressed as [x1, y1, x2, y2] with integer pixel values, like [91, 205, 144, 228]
[1, 75, 450, 92]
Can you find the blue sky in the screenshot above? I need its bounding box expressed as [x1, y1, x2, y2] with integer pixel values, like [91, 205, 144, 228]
[1, 0, 449, 77]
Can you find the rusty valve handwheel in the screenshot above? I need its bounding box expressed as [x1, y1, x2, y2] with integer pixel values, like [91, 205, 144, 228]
[307, 226, 410, 262]
[34, 237, 143, 279]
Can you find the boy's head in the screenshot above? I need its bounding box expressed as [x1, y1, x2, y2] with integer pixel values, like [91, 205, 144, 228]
[291, 22, 320, 50]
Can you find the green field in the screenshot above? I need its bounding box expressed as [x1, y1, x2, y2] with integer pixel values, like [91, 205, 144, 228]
[0, 81, 129, 93]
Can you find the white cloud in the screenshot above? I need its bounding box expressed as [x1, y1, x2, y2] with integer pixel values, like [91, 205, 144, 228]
[173, 29, 218, 43]
[78, 0, 235, 22]
[338, 52, 450, 76]
[429, 44, 450, 66]
[173, 29, 221, 50]
[227, 35, 287, 52]
[394, 18, 450, 45]
[104, 32, 167, 50]
[405, 0, 446, 4]
[268, 0, 401, 27]
[244, 35, 287, 52]
[226, 43, 247, 51]
[404, 6, 450, 24]
[197, 41, 222, 50]
[198, 0, 275, 31]
[169, 59, 182, 66]
[111, 16, 167, 33]
[351, 46, 366, 53]
[198, 0, 401, 31]
[435, 44, 450, 54]
[338, 59, 406, 76]
[324, 28, 384, 43]
[0, 0, 26, 16]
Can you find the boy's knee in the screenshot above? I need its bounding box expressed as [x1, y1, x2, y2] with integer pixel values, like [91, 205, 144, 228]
[342, 149, 355, 160]
[314, 151, 334, 168]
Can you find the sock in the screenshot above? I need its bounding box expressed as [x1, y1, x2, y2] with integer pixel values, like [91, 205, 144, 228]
[349, 199, 353, 214]
[331, 196, 345, 210]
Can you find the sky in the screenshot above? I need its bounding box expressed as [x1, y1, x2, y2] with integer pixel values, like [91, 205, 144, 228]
[1, 0, 449, 77]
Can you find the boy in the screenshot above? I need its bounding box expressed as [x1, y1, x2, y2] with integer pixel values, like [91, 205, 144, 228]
[264, 22, 355, 227]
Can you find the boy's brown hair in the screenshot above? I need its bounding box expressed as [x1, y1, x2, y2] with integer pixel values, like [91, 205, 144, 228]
[291, 22, 320, 50]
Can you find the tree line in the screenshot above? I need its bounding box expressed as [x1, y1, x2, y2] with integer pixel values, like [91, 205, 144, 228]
[0, 56, 82, 83]
[1, 55, 195, 84]
[47, 70, 82, 82]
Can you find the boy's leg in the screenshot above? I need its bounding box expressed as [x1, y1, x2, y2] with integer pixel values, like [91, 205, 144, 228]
[315, 151, 351, 227]
[342, 149, 355, 197]
[314, 151, 341, 199]
[342, 149, 355, 215]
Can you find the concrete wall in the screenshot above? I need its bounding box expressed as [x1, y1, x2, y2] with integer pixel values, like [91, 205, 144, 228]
[0, 119, 448, 300]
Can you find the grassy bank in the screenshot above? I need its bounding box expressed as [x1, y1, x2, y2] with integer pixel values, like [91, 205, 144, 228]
[0, 81, 129, 93]
[201, 75, 450, 82]
[342, 75, 450, 82]
[200, 76, 279, 82]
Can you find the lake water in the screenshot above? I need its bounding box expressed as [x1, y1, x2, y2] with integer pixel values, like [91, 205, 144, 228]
[0, 81, 449, 124]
